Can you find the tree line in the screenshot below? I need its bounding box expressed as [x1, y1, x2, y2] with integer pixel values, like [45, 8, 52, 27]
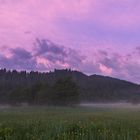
[0, 69, 79, 106]
[0, 68, 140, 105]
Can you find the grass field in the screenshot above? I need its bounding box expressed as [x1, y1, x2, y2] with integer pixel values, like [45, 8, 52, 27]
[0, 105, 140, 140]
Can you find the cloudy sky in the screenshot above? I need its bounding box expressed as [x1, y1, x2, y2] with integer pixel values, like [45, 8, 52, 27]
[0, 0, 140, 83]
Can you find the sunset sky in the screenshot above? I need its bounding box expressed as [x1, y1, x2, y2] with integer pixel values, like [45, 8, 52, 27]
[0, 0, 140, 83]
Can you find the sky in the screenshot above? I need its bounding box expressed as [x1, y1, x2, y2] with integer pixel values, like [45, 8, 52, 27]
[0, 0, 140, 83]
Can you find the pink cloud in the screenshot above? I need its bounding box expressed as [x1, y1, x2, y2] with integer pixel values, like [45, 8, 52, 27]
[99, 64, 112, 75]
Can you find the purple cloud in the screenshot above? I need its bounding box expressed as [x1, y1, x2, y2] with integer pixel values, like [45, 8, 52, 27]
[11, 47, 32, 59]
[0, 47, 37, 70]
[0, 39, 85, 71]
[34, 38, 84, 69]
[0, 39, 140, 83]
[35, 38, 67, 56]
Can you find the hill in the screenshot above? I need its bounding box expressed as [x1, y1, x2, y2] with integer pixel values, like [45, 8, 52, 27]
[0, 68, 140, 105]
[46, 69, 140, 103]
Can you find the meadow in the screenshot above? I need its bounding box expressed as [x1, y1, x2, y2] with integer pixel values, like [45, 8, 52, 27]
[0, 105, 140, 140]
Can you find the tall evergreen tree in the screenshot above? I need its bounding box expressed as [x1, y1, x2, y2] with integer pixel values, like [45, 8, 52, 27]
[52, 77, 79, 106]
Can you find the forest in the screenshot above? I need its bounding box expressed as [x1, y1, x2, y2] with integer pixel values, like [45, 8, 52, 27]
[0, 68, 140, 106]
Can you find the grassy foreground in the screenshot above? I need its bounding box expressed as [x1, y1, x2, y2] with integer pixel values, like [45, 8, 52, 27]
[0, 106, 140, 140]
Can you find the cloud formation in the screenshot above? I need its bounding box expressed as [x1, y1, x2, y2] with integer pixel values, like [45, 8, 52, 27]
[0, 38, 140, 83]
[0, 47, 37, 70]
[0, 39, 85, 71]
[34, 39, 84, 70]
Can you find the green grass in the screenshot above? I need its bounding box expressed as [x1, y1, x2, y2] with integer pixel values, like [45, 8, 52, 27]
[0, 106, 140, 140]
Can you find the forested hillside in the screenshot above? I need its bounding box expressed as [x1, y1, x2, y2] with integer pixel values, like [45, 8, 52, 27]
[0, 68, 140, 105]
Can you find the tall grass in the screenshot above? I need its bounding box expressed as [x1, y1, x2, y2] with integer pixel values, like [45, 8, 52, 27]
[0, 106, 139, 140]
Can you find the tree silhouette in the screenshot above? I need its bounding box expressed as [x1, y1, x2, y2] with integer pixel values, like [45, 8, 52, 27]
[52, 77, 79, 106]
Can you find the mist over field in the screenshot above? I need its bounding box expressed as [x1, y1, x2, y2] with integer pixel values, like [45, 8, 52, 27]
[1, 102, 140, 110]
[80, 102, 140, 109]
